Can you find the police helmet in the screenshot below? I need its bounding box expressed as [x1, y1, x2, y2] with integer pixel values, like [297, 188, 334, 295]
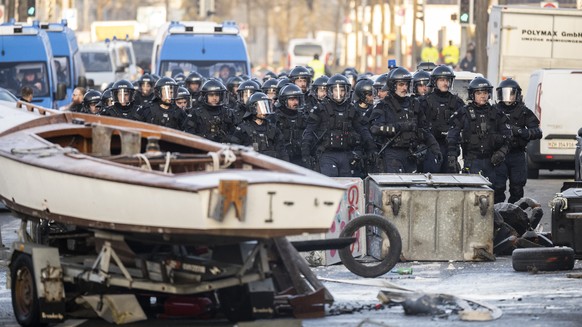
[289, 66, 312, 88]
[385, 67, 412, 95]
[412, 70, 431, 93]
[305, 66, 314, 78]
[326, 74, 352, 104]
[342, 67, 359, 87]
[496, 78, 522, 105]
[237, 80, 261, 105]
[468, 77, 494, 102]
[261, 79, 279, 97]
[185, 71, 205, 89]
[175, 86, 191, 108]
[275, 77, 292, 100]
[416, 61, 437, 72]
[111, 79, 136, 106]
[226, 76, 244, 96]
[262, 70, 277, 82]
[247, 92, 274, 118]
[373, 74, 389, 93]
[278, 84, 305, 110]
[429, 65, 455, 88]
[200, 79, 227, 107]
[173, 73, 186, 86]
[353, 79, 376, 105]
[311, 75, 329, 99]
[83, 89, 102, 109]
[101, 88, 114, 108]
[154, 77, 178, 105]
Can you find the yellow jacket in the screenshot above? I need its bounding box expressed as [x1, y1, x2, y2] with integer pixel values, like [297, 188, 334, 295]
[442, 45, 460, 65]
[308, 58, 325, 79]
[421, 46, 439, 64]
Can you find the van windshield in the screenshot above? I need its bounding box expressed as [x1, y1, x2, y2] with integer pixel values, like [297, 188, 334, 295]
[0, 62, 50, 98]
[294, 44, 323, 56]
[159, 61, 249, 82]
[81, 52, 113, 73]
[452, 79, 471, 104]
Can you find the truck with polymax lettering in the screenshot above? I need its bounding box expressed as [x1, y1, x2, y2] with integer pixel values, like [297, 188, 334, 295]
[487, 5, 582, 97]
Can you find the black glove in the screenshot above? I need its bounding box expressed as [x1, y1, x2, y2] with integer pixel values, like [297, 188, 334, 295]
[491, 150, 506, 166]
[518, 128, 529, 139]
[397, 121, 417, 132]
[430, 147, 443, 164]
[447, 155, 458, 173]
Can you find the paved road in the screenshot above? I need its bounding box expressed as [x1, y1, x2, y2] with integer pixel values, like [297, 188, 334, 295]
[0, 170, 579, 326]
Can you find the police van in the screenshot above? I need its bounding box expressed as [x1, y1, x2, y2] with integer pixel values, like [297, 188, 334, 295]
[0, 20, 66, 108]
[525, 69, 582, 178]
[152, 21, 251, 80]
[41, 19, 87, 108]
[80, 39, 138, 91]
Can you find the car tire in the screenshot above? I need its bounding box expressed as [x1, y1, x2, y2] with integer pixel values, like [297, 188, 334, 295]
[339, 214, 402, 278]
[512, 246, 575, 272]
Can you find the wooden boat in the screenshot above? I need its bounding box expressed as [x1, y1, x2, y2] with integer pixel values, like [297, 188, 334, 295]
[0, 101, 345, 242]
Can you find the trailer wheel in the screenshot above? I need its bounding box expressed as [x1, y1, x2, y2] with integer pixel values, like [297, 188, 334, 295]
[217, 285, 253, 322]
[11, 253, 44, 327]
[512, 247, 575, 272]
[339, 214, 402, 278]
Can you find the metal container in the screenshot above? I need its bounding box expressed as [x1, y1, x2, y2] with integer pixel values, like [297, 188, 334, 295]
[551, 187, 582, 259]
[366, 173, 494, 261]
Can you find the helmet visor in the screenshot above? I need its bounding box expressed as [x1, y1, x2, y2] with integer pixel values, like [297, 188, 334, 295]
[159, 85, 175, 102]
[239, 89, 254, 104]
[116, 89, 132, 106]
[255, 99, 274, 115]
[329, 84, 347, 103]
[498, 87, 517, 103]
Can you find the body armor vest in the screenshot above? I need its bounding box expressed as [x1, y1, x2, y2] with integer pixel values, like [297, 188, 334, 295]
[461, 105, 499, 157]
[426, 93, 457, 139]
[321, 102, 357, 150]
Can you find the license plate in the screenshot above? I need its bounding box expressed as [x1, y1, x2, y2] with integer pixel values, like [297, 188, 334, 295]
[547, 140, 577, 149]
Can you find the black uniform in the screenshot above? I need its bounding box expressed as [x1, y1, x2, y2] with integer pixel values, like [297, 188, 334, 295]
[420, 91, 465, 172]
[183, 104, 234, 143]
[447, 102, 512, 181]
[231, 119, 289, 161]
[272, 106, 308, 166]
[101, 102, 142, 120]
[369, 95, 439, 173]
[493, 102, 542, 203]
[141, 99, 186, 130]
[301, 99, 376, 177]
[133, 92, 155, 107]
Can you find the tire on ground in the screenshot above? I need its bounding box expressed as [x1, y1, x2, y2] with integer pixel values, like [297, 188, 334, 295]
[339, 214, 402, 278]
[512, 246, 575, 272]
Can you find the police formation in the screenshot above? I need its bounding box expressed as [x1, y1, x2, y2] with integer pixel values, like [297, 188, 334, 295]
[74, 65, 541, 205]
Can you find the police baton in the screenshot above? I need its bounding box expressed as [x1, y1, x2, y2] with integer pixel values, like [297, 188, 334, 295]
[378, 131, 402, 155]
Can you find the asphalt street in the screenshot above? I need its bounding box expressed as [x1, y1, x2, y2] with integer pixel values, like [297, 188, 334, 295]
[0, 170, 579, 326]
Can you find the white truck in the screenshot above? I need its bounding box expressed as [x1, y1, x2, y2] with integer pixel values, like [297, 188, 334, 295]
[487, 5, 582, 96]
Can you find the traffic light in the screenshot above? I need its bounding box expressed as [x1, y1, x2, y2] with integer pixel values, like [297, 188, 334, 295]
[459, 0, 473, 25]
[26, 0, 36, 17]
[415, 0, 424, 22]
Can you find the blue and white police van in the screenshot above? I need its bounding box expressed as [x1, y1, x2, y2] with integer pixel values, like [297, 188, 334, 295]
[152, 21, 251, 81]
[41, 19, 87, 109]
[0, 20, 66, 108]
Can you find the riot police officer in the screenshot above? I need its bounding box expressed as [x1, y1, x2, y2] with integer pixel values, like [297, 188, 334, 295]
[289, 66, 312, 94]
[369, 67, 441, 173]
[133, 74, 155, 106]
[301, 74, 377, 177]
[231, 80, 261, 126]
[175, 86, 192, 111]
[447, 77, 512, 181]
[141, 77, 186, 129]
[101, 79, 142, 120]
[225, 76, 244, 105]
[183, 79, 233, 143]
[493, 78, 542, 203]
[353, 78, 376, 119]
[184, 71, 205, 108]
[261, 78, 279, 106]
[100, 88, 114, 109]
[372, 73, 389, 105]
[420, 65, 465, 172]
[272, 84, 307, 166]
[81, 89, 102, 115]
[411, 70, 431, 99]
[231, 92, 289, 160]
[309, 75, 329, 105]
